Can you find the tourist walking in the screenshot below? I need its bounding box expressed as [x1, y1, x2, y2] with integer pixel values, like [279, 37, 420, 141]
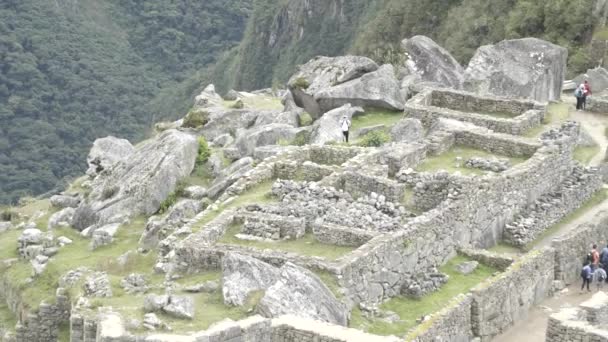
[594, 266, 607, 291]
[583, 80, 592, 110]
[340, 115, 351, 143]
[600, 244, 608, 266]
[581, 262, 593, 292]
[575, 84, 585, 110]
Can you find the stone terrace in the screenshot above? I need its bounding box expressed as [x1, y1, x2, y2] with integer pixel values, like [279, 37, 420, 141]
[546, 292, 608, 342]
[406, 88, 546, 135]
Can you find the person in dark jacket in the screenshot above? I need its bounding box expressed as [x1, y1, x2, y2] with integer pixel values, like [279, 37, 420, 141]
[581, 262, 593, 292]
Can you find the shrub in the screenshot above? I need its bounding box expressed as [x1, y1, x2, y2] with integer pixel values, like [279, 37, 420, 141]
[0, 210, 16, 222]
[101, 185, 119, 200]
[196, 137, 211, 165]
[298, 112, 313, 126]
[292, 77, 310, 90]
[183, 109, 210, 128]
[359, 130, 390, 147]
[158, 181, 187, 214]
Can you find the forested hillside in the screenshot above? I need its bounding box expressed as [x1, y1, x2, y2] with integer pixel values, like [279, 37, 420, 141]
[0, 0, 251, 204]
[0, 0, 602, 204]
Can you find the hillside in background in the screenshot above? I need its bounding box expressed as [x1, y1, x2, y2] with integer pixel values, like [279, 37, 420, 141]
[0, 0, 604, 204]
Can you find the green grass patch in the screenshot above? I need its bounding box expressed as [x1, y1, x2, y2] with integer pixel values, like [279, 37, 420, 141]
[524, 102, 571, 138]
[416, 145, 527, 175]
[223, 95, 282, 110]
[57, 322, 70, 342]
[218, 223, 355, 261]
[0, 229, 20, 261]
[574, 145, 601, 165]
[350, 255, 497, 336]
[313, 270, 342, 299]
[0, 300, 17, 331]
[193, 181, 277, 232]
[2, 216, 153, 310]
[488, 243, 523, 255]
[176, 271, 222, 287]
[351, 109, 403, 131]
[594, 27, 608, 40]
[525, 188, 608, 251]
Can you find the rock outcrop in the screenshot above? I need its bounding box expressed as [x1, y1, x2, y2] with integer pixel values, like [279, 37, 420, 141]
[257, 263, 348, 326]
[309, 104, 364, 145]
[314, 64, 405, 113]
[573, 67, 608, 94]
[401, 35, 465, 89]
[194, 84, 223, 108]
[235, 124, 305, 156]
[287, 56, 378, 117]
[73, 130, 198, 230]
[222, 253, 280, 307]
[86, 136, 135, 178]
[390, 118, 424, 143]
[464, 38, 568, 102]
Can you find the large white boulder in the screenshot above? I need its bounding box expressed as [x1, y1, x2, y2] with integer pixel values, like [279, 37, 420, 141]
[464, 38, 568, 102]
[256, 263, 348, 326]
[287, 56, 378, 117]
[314, 64, 405, 113]
[309, 104, 364, 145]
[72, 130, 198, 230]
[222, 253, 280, 307]
[401, 35, 465, 89]
[86, 136, 135, 178]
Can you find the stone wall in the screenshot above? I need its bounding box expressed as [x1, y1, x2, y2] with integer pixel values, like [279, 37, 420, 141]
[503, 166, 603, 246]
[0, 271, 71, 342]
[552, 210, 608, 284]
[312, 221, 379, 247]
[239, 212, 306, 240]
[458, 248, 514, 272]
[337, 126, 578, 304]
[338, 171, 406, 203]
[406, 88, 546, 135]
[275, 160, 336, 182]
[429, 88, 541, 115]
[546, 293, 608, 342]
[470, 248, 555, 341]
[70, 313, 400, 342]
[407, 294, 474, 342]
[587, 96, 608, 114]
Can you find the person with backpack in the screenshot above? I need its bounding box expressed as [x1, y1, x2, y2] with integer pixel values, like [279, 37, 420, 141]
[583, 80, 592, 110]
[581, 261, 593, 292]
[600, 244, 608, 267]
[339, 115, 351, 143]
[575, 84, 585, 110]
[594, 265, 607, 291]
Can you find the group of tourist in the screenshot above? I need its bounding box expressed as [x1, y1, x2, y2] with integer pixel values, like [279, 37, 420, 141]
[581, 243, 608, 292]
[574, 80, 593, 110]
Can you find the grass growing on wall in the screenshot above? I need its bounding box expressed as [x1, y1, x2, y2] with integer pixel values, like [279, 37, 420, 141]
[222, 95, 283, 110]
[574, 145, 601, 165]
[416, 145, 527, 175]
[219, 223, 355, 261]
[524, 102, 571, 138]
[349, 255, 497, 336]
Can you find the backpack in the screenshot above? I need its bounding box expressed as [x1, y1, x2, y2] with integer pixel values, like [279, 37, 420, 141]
[575, 88, 583, 97]
[586, 252, 593, 264]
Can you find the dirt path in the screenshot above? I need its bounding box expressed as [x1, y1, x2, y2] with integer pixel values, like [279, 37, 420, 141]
[493, 287, 600, 342]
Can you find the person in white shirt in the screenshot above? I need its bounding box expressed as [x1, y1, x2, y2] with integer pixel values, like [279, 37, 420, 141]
[339, 115, 351, 143]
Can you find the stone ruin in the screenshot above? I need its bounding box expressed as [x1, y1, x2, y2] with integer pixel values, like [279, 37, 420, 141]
[546, 292, 608, 341]
[1, 35, 607, 342]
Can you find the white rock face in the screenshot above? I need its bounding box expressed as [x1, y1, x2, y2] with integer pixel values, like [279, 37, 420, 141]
[287, 56, 379, 117]
[222, 253, 280, 306]
[194, 84, 223, 108]
[464, 38, 568, 102]
[573, 67, 608, 93]
[50, 194, 81, 209]
[235, 124, 305, 157]
[401, 35, 465, 89]
[390, 118, 424, 143]
[309, 104, 364, 145]
[73, 130, 198, 230]
[86, 136, 135, 178]
[257, 262, 348, 326]
[314, 65, 405, 113]
[47, 207, 75, 229]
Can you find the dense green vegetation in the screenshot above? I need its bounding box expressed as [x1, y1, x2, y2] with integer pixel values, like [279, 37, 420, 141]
[0, 0, 252, 204]
[0, 0, 602, 204]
